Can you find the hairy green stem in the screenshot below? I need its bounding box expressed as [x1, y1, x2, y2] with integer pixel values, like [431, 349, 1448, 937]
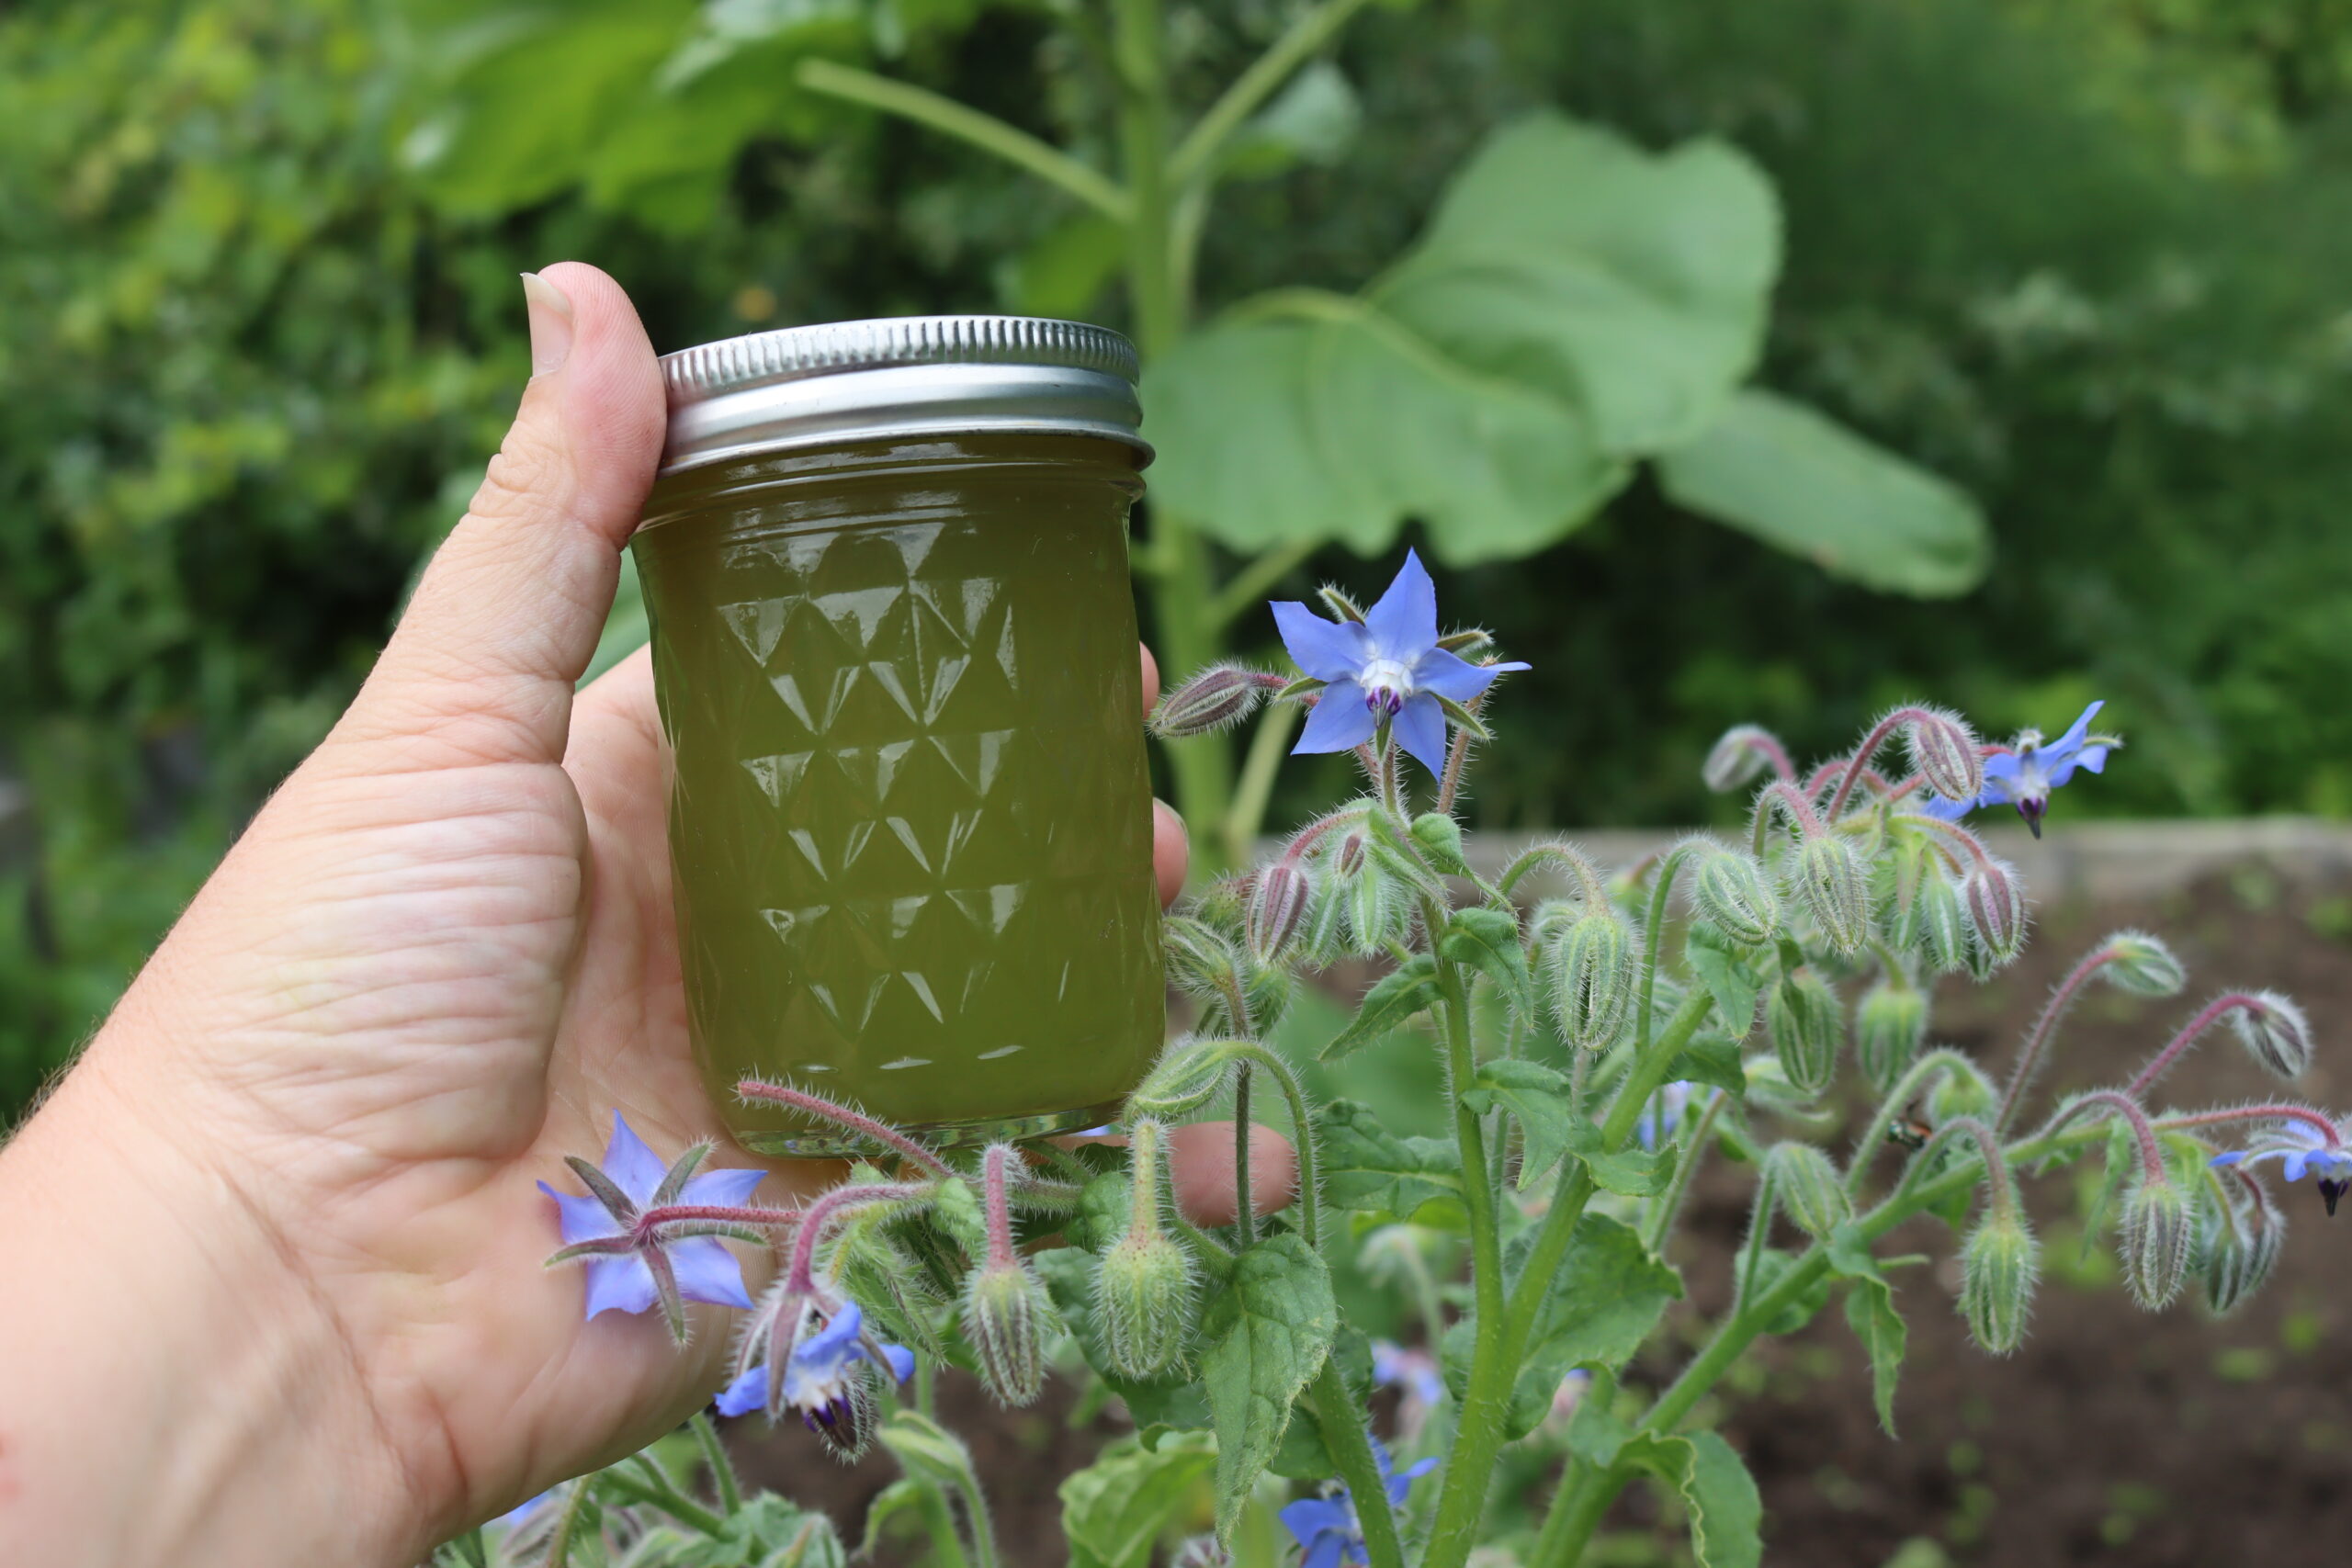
[1220, 1040, 1324, 1248]
[1643, 1089, 1728, 1252]
[795, 59, 1131, 219]
[1424, 991, 1715, 1568]
[1170, 0, 1381, 186]
[1233, 1062, 1258, 1245]
[917, 1485, 973, 1568]
[1311, 1360, 1408, 1568]
[688, 1412, 741, 1515]
[1211, 538, 1323, 626]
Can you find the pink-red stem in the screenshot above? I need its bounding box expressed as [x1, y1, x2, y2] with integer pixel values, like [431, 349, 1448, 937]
[736, 1080, 952, 1177]
[2125, 993, 2269, 1098]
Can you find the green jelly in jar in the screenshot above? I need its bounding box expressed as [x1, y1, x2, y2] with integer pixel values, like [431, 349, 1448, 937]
[632, 318, 1165, 1155]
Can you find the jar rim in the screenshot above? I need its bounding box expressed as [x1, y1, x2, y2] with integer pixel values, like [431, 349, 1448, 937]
[658, 316, 1148, 475]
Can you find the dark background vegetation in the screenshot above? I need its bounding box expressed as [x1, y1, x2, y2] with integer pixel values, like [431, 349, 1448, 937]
[7, 0, 2352, 1110]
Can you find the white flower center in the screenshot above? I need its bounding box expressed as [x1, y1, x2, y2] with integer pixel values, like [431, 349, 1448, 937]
[1359, 656, 1414, 716]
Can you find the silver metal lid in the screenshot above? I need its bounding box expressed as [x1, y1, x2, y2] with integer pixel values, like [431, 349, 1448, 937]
[656, 315, 1148, 474]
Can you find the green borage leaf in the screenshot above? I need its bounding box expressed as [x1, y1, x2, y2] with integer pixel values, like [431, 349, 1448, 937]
[1317, 1099, 1464, 1219]
[1844, 1277, 1908, 1437]
[1059, 1432, 1220, 1568]
[1441, 907, 1538, 1024]
[1619, 1431, 1763, 1568]
[1201, 1235, 1338, 1541]
[1322, 956, 1441, 1062]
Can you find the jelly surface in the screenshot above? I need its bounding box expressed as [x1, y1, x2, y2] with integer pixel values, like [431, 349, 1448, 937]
[633, 437, 1164, 1150]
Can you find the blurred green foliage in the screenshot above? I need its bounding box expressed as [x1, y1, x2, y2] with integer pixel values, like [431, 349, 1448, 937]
[7, 0, 2352, 1112]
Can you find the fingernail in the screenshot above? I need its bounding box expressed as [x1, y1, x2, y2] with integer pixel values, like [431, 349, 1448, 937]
[520, 271, 574, 377]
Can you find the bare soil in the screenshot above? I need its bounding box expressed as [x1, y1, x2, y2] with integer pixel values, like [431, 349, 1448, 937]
[730, 865, 2352, 1567]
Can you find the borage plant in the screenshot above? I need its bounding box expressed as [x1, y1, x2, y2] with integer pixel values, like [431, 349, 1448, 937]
[446, 552, 2337, 1568]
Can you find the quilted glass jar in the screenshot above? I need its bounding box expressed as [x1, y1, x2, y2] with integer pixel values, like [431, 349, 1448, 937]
[633, 318, 1163, 1155]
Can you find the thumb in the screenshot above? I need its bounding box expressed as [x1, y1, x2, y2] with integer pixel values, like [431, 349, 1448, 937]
[331, 262, 666, 770]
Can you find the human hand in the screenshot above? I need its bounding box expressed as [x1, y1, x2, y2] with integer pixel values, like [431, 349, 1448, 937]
[0, 264, 1292, 1568]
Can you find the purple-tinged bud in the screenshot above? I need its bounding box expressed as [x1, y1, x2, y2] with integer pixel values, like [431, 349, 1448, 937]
[1693, 847, 1780, 948]
[2200, 1180, 2285, 1315]
[1961, 1212, 2039, 1355]
[1899, 871, 1972, 976]
[2119, 1179, 2195, 1311]
[2228, 990, 2313, 1081]
[1334, 829, 1369, 879]
[1247, 860, 1315, 963]
[1766, 1142, 1851, 1237]
[1702, 725, 1784, 793]
[1552, 908, 1637, 1052]
[1855, 982, 1928, 1097]
[1787, 836, 1871, 958]
[1768, 970, 1843, 1097]
[963, 1258, 1055, 1405]
[1152, 664, 1267, 738]
[1905, 705, 1984, 807]
[1961, 858, 2028, 969]
[2099, 930, 2187, 998]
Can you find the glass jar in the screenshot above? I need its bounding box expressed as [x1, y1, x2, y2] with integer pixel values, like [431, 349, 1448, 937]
[633, 318, 1164, 1156]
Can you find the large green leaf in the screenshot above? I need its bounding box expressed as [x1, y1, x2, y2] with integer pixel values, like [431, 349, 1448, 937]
[1657, 389, 1992, 597]
[1200, 1235, 1338, 1541]
[1143, 303, 1624, 567]
[1380, 113, 1781, 454]
[1146, 110, 1777, 566]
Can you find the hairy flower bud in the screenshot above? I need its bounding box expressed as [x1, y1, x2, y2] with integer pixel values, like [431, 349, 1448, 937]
[1163, 915, 1241, 994]
[1902, 871, 1973, 975]
[2119, 1179, 2195, 1311]
[1702, 725, 1782, 793]
[1409, 812, 1468, 874]
[1961, 858, 2028, 968]
[1247, 860, 1315, 963]
[963, 1258, 1055, 1405]
[1928, 1060, 1998, 1124]
[2200, 1182, 2285, 1316]
[1961, 1212, 2040, 1355]
[1152, 664, 1266, 738]
[1693, 848, 1780, 948]
[1787, 836, 1871, 957]
[1345, 862, 1409, 957]
[1855, 982, 1928, 1097]
[1768, 969, 1843, 1097]
[1905, 705, 1984, 807]
[2098, 930, 2186, 998]
[1096, 1230, 1196, 1379]
[1552, 909, 1638, 1052]
[1128, 1039, 1233, 1120]
[1766, 1142, 1851, 1238]
[2229, 990, 2313, 1081]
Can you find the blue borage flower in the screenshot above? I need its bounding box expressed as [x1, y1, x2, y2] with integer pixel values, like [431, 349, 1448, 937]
[537, 1112, 765, 1322]
[716, 1299, 913, 1455]
[1370, 1341, 1446, 1410]
[1635, 1080, 1713, 1152]
[1278, 1440, 1438, 1568]
[1274, 549, 1528, 773]
[1922, 700, 2118, 838]
[2211, 1120, 2352, 1215]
